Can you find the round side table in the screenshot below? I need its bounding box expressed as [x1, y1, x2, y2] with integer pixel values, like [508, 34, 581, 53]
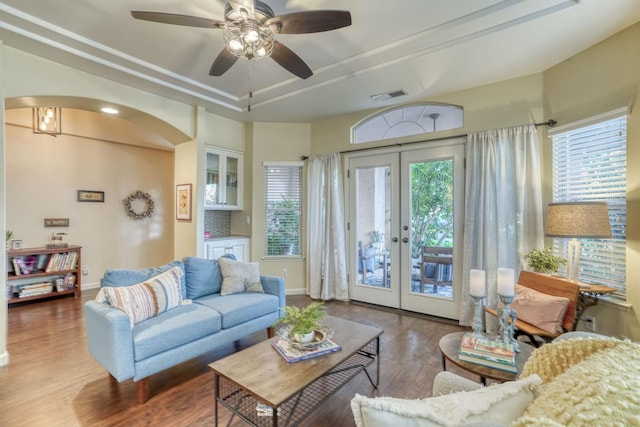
[438, 331, 535, 385]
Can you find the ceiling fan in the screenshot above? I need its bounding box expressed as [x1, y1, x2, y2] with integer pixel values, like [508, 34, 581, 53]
[131, 0, 352, 80]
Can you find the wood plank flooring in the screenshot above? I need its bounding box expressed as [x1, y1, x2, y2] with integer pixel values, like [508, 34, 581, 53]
[1, 290, 473, 426]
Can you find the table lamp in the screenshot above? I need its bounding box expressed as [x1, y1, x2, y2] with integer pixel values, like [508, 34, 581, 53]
[545, 202, 612, 282]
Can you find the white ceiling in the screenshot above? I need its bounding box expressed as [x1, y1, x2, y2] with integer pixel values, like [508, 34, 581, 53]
[1, 0, 640, 123]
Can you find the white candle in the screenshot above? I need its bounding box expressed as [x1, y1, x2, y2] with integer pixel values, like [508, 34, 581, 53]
[469, 269, 485, 297]
[497, 268, 515, 297]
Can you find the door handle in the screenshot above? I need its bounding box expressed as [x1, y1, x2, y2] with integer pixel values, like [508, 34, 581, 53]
[402, 237, 409, 243]
[392, 237, 399, 243]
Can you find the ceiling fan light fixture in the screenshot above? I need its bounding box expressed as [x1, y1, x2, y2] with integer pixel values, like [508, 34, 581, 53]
[224, 20, 274, 60]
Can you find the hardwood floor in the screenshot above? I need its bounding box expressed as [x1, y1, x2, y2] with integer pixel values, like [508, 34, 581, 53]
[1, 291, 472, 426]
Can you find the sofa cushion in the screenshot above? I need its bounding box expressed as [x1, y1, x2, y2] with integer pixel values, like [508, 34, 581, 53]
[514, 337, 640, 426]
[182, 256, 224, 298]
[132, 303, 222, 361]
[510, 284, 569, 335]
[351, 375, 541, 427]
[194, 292, 279, 329]
[97, 266, 184, 327]
[101, 260, 186, 299]
[218, 257, 264, 295]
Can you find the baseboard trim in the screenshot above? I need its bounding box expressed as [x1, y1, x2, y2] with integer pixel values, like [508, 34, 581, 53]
[0, 351, 9, 366]
[286, 288, 307, 295]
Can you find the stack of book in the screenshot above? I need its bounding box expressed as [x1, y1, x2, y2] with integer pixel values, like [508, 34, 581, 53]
[458, 335, 517, 373]
[272, 338, 341, 363]
[15, 282, 53, 298]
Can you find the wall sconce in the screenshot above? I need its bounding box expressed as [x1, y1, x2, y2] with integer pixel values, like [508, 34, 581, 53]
[32, 107, 61, 137]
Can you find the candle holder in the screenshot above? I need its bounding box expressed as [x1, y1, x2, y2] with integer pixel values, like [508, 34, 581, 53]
[465, 295, 485, 339]
[497, 294, 520, 352]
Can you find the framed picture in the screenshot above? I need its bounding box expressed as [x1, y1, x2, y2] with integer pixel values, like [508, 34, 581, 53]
[176, 184, 192, 220]
[11, 240, 22, 250]
[77, 190, 105, 202]
[44, 218, 70, 227]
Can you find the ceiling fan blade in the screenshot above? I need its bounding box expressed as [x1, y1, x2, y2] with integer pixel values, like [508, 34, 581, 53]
[228, 0, 255, 18]
[266, 10, 351, 34]
[209, 49, 239, 76]
[131, 11, 225, 29]
[271, 41, 313, 79]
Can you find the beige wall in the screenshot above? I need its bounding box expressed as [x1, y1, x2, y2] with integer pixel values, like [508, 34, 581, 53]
[5, 110, 175, 286]
[250, 122, 310, 293]
[542, 22, 640, 340]
[311, 73, 544, 154]
[308, 23, 640, 340]
[2, 18, 639, 370]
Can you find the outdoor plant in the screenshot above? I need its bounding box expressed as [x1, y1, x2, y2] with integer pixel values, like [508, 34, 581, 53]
[524, 248, 567, 273]
[275, 302, 326, 338]
[266, 195, 300, 255]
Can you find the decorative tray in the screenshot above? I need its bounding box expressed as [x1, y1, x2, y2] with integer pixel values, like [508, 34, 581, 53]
[277, 325, 334, 351]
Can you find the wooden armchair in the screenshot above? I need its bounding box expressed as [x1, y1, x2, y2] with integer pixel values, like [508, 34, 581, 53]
[485, 271, 580, 347]
[418, 246, 453, 293]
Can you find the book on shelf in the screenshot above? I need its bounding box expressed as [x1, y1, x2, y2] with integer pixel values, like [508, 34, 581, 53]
[458, 352, 518, 373]
[16, 282, 53, 298]
[12, 258, 21, 276]
[271, 338, 342, 363]
[459, 335, 515, 363]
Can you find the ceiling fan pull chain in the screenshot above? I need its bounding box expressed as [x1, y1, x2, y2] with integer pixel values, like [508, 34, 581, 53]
[248, 62, 253, 112]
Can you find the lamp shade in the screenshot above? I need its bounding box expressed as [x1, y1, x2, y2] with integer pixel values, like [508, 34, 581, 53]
[545, 202, 612, 238]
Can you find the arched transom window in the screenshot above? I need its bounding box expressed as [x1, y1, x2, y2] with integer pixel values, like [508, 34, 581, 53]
[351, 103, 464, 144]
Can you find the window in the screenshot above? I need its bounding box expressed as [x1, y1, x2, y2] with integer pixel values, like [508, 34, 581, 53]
[264, 163, 303, 256]
[351, 103, 463, 144]
[550, 108, 627, 293]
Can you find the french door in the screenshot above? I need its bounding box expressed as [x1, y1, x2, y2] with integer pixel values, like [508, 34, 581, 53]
[346, 140, 464, 319]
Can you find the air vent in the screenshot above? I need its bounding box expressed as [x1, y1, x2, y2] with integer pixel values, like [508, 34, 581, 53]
[370, 89, 407, 102]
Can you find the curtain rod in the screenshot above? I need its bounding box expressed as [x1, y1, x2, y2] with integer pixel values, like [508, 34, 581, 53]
[300, 119, 556, 160]
[534, 119, 557, 127]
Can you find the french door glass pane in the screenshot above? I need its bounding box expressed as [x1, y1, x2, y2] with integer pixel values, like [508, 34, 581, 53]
[355, 166, 390, 288]
[409, 159, 454, 299]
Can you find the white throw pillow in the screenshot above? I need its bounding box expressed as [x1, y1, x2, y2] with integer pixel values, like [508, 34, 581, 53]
[218, 257, 264, 295]
[350, 375, 541, 427]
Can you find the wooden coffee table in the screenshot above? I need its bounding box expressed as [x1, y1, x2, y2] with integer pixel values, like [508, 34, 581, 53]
[209, 315, 383, 426]
[438, 331, 535, 385]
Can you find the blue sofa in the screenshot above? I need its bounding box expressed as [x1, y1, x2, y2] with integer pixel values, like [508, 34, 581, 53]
[84, 255, 285, 403]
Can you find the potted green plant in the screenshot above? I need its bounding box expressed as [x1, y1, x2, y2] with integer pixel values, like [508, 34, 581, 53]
[524, 248, 567, 274]
[275, 302, 326, 343]
[5, 230, 13, 250]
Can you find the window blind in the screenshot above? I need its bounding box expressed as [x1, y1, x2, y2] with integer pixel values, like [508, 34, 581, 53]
[551, 113, 627, 292]
[264, 165, 303, 256]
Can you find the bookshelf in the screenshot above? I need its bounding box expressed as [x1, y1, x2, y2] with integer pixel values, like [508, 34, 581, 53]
[6, 245, 82, 305]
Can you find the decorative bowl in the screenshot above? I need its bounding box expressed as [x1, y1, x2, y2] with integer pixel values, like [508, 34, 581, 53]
[277, 325, 334, 351]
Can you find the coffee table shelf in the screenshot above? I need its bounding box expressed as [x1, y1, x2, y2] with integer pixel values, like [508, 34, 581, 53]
[210, 316, 383, 427]
[216, 341, 378, 426]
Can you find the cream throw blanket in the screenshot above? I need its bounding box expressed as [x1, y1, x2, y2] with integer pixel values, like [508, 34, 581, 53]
[513, 337, 640, 426]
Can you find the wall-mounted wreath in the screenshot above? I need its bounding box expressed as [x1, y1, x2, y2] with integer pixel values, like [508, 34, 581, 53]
[123, 190, 155, 220]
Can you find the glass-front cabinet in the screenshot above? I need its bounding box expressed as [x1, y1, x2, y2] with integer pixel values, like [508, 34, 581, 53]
[205, 146, 243, 210]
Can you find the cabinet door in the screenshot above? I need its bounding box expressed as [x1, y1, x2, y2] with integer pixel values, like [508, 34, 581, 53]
[205, 147, 243, 210]
[229, 241, 247, 262]
[206, 243, 227, 260]
[224, 153, 241, 208]
[205, 150, 221, 208]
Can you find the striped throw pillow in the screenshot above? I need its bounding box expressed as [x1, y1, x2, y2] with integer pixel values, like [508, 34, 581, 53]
[97, 265, 184, 327]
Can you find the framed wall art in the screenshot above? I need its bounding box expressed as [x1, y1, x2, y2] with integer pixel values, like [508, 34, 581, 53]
[77, 190, 105, 202]
[176, 184, 192, 221]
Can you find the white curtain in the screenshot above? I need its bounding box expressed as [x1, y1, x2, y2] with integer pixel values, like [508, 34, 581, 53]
[460, 125, 543, 329]
[306, 153, 348, 300]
